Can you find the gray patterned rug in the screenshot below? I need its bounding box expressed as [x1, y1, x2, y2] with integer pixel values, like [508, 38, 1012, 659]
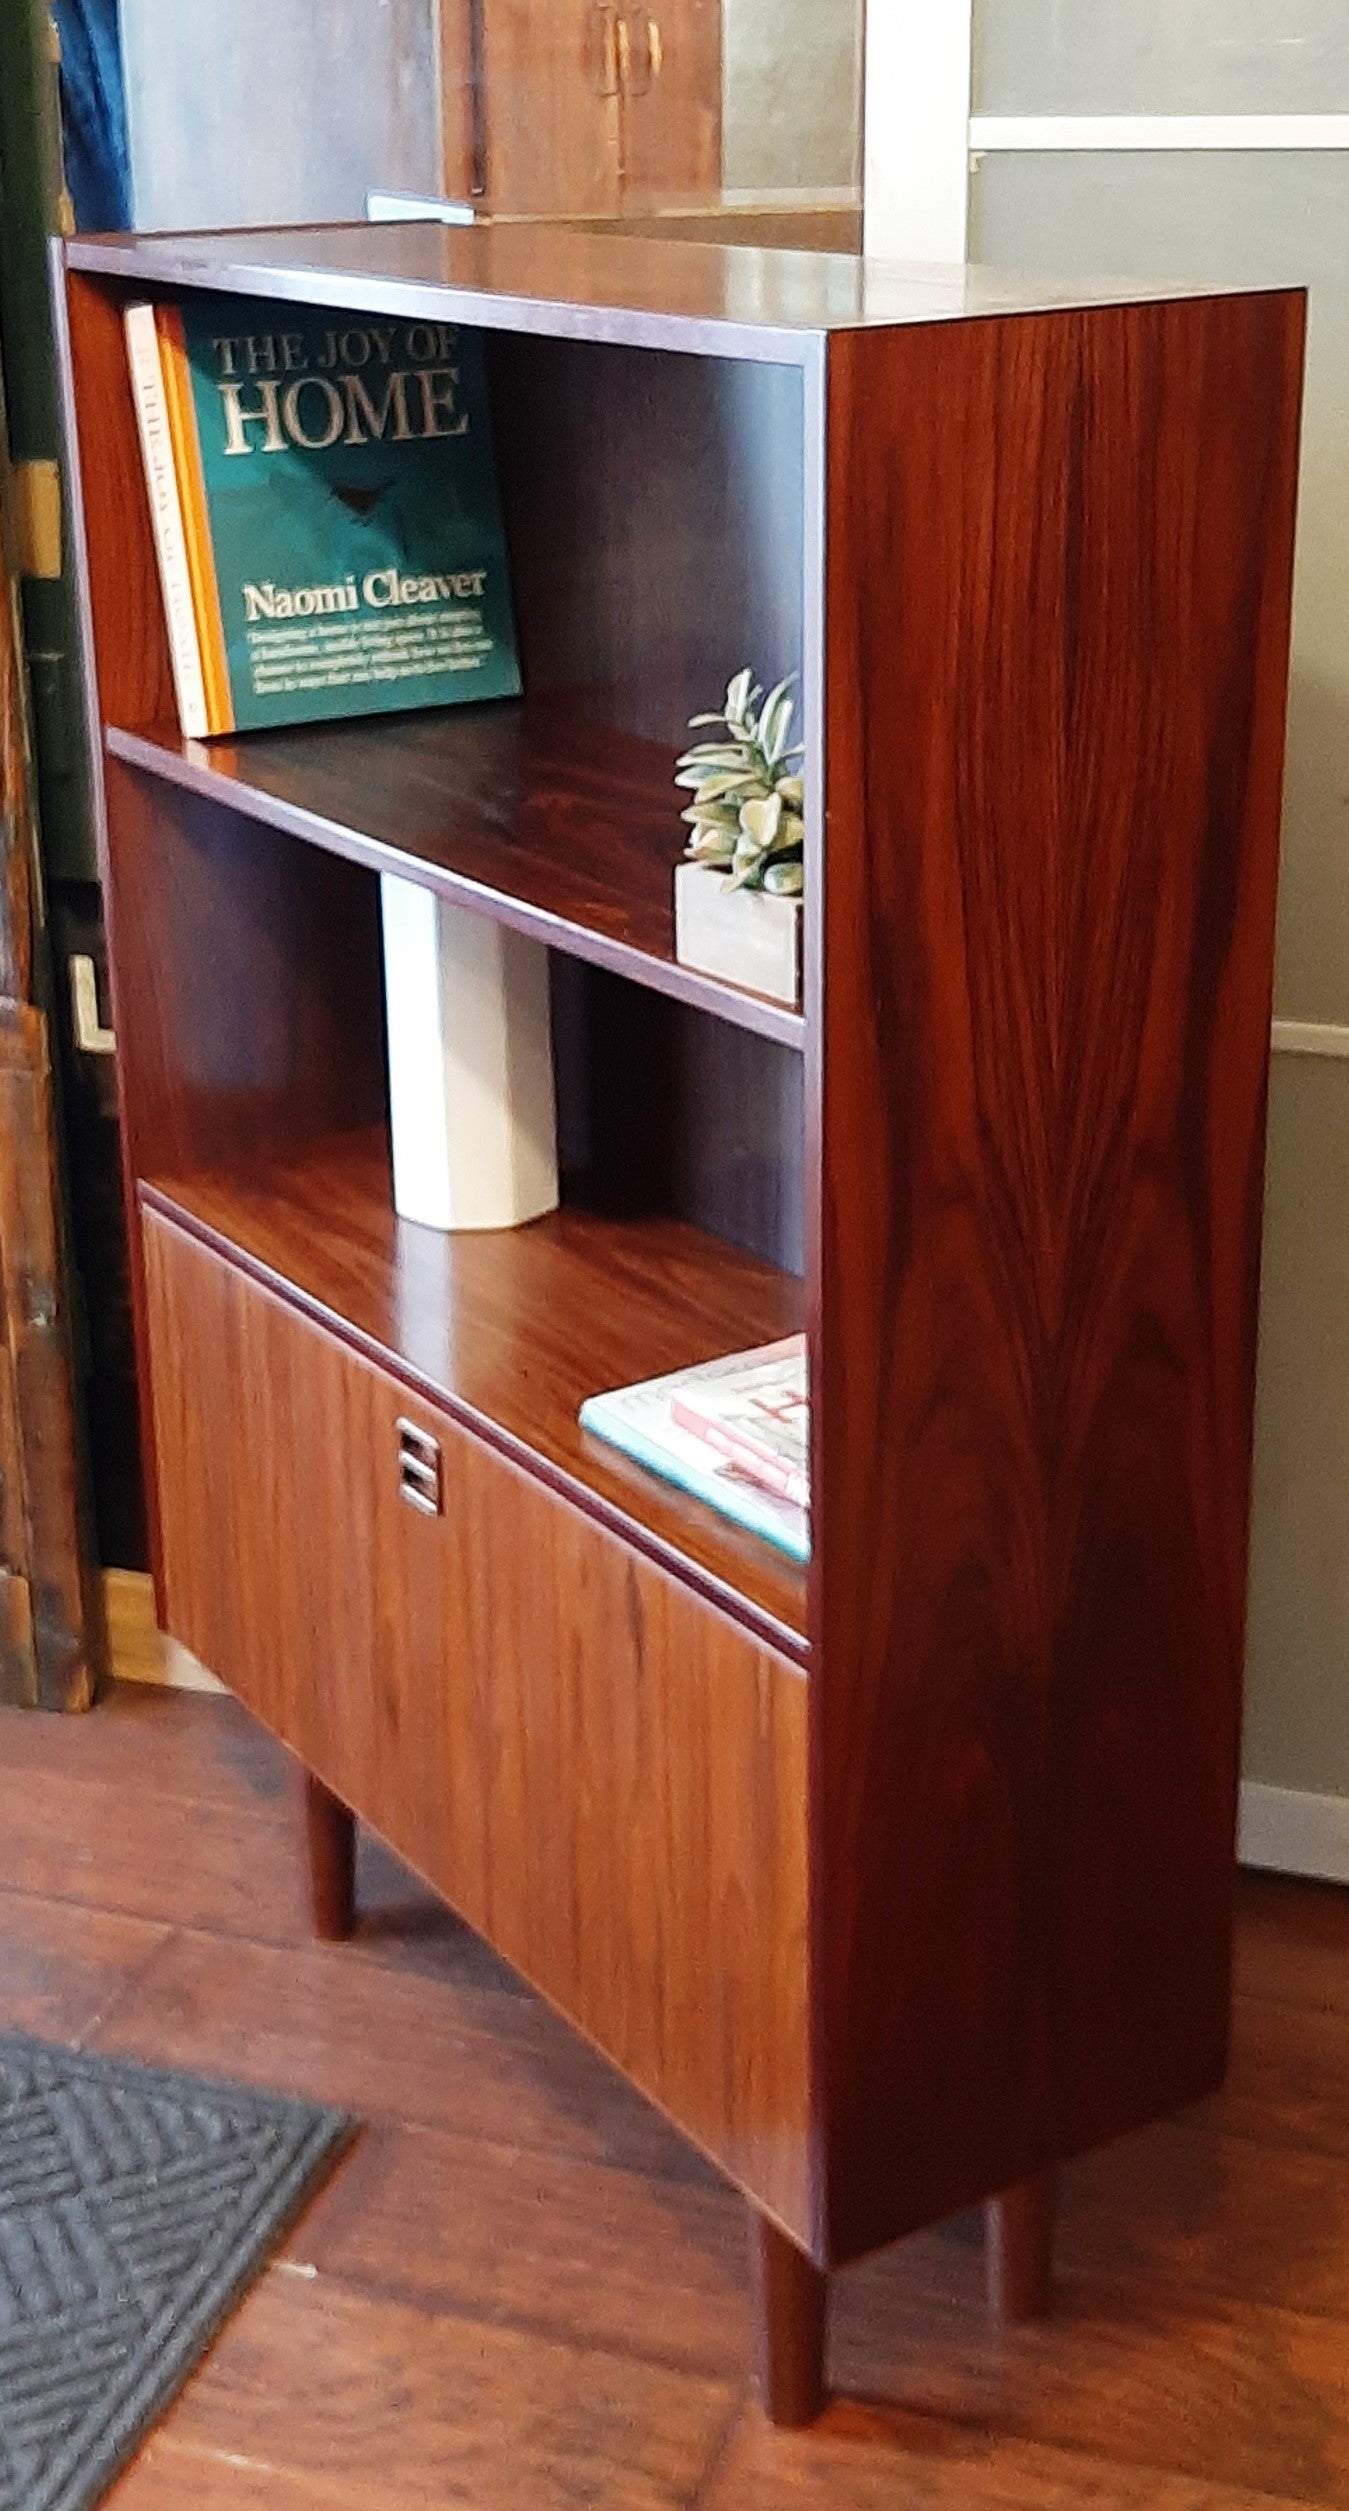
[0, 2033, 353, 2511]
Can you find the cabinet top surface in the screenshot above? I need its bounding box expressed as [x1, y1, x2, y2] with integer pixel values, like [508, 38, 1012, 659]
[64, 222, 1275, 361]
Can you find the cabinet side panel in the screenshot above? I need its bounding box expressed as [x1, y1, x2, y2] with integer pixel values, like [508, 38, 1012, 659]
[100, 759, 383, 1593]
[143, 1211, 814, 2240]
[816, 294, 1304, 2261]
[59, 267, 177, 739]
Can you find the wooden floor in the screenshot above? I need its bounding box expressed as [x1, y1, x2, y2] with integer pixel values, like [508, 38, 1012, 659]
[4, 1682, 1349, 2508]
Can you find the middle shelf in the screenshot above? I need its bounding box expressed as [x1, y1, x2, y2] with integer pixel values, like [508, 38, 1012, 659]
[141, 1127, 810, 1661]
[108, 696, 806, 1051]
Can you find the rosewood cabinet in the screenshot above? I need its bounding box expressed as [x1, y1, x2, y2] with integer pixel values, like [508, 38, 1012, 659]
[56, 220, 1304, 2423]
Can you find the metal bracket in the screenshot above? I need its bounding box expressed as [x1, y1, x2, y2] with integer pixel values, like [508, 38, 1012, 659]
[69, 955, 115, 1056]
[13, 461, 62, 582]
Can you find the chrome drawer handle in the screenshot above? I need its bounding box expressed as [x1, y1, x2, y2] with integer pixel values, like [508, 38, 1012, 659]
[396, 1418, 443, 1517]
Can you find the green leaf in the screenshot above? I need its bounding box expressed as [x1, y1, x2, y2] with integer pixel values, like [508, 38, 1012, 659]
[775, 774, 805, 810]
[763, 859, 804, 896]
[676, 746, 751, 772]
[738, 792, 783, 851]
[681, 801, 742, 831]
[689, 772, 759, 804]
[725, 667, 754, 723]
[757, 678, 795, 768]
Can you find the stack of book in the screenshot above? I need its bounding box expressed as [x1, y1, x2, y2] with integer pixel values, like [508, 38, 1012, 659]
[579, 1335, 808, 1561]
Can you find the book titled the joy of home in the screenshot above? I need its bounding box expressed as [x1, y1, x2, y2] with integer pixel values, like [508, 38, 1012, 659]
[125, 291, 521, 737]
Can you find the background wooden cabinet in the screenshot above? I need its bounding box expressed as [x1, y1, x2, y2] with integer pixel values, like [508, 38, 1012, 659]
[477, 0, 625, 216]
[479, 0, 720, 213]
[122, 0, 723, 226]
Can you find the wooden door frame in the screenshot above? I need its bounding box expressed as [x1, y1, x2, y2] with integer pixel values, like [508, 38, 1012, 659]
[0, 409, 101, 1709]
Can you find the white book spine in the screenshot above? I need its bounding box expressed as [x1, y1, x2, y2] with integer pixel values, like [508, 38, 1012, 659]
[123, 304, 210, 738]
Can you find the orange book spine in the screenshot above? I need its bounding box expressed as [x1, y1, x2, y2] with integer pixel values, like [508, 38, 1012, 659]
[155, 306, 234, 736]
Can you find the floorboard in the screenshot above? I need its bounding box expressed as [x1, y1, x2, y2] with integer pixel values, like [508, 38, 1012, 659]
[0, 1885, 169, 2040]
[1, 1684, 1348, 2509]
[140, 2269, 738, 2511]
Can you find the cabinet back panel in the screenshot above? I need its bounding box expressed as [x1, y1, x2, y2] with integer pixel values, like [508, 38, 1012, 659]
[103, 757, 386, 1184]
[490, 335, 806, 747]
[553, 963, 805, 1272]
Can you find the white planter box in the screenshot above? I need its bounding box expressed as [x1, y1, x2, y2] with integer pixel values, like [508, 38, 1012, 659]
[380, 874, 559, 1232]
[673, 862, 802, 1008]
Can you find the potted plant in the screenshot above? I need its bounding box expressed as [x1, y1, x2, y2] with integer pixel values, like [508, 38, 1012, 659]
[673, 669, 804, 1008]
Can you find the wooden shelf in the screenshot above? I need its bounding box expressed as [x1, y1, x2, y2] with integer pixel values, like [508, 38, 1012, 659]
[139, 1129, 808, 1661]
[107, 705, 805, 1051]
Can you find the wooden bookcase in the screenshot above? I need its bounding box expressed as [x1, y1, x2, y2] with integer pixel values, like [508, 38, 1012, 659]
[56, 221, 1304, 2424]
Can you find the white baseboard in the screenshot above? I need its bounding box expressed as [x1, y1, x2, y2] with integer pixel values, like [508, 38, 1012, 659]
[1271, 1019, 1349, 1059]
[103, 1569, 223, 1695]
[1238, 1781, 1349, 1883]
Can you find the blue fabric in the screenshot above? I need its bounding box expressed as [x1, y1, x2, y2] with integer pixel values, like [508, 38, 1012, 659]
[53, 0, 132, 231]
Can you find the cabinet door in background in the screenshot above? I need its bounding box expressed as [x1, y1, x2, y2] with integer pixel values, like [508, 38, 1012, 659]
[478, 0, 623, 212]
[618, 0, 722, 198]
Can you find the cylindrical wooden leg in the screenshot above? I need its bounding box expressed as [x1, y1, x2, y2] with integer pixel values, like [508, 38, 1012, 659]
[984, 2167, 1057, 2321]
[300, 1768, 356, 1941]
[748, 2211, 827, 2428]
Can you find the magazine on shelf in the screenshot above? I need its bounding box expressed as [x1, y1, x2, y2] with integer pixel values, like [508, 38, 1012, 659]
[669, 1334, 808, 1507]
[578, 1336, 809, 1562]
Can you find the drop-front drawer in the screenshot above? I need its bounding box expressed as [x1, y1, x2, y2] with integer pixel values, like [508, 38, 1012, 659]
[141, 1205, 811, 2235]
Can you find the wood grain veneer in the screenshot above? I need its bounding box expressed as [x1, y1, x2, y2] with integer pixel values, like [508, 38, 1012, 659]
[139, 1127, 807, 1657]
[813, 290, 1305, 2264]
[106, 707, 804, 1050]
[102, 760, 386, 1186]
[143, 1208, 813, 2239]
[57, 267, 178, 742]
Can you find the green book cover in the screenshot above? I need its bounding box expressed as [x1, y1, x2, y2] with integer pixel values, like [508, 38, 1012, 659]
[132, 289, 521, 735]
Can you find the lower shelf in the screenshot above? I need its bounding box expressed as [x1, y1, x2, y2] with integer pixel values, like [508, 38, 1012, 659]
[140, 1127, 808, 1658]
